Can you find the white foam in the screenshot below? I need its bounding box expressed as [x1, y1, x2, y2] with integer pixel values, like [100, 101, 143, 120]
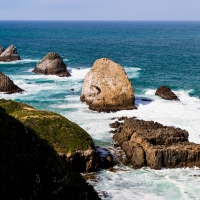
[0, 59, 40, 65]
[124, 67, 141, 78]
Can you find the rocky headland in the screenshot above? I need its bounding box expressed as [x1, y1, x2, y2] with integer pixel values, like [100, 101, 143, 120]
[32, 52, 71, 77]
[112, 117, 200, 169]
[0, 45, 20, 62]
[80, 58, 136, 112]
[0, 106, 100, 200]
[155, 86, 179, 100]
[0, 72, 24, 94]
[0, 99, 100, 173]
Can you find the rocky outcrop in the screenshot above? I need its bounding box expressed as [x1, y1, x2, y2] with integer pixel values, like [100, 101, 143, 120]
[0, 106, 100, 200]
[155, 86, 179, 100]
[0, 72, 24, 94]
[32, 52, 70, 77]
[80, 58, 136, 112]
[0, 99, 98, 173]
[0, 45, 20, 62]
[0, 46, 4, 55]
[112, 117, 200, 169]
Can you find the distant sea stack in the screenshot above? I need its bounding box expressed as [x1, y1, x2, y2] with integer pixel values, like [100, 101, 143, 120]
[32, 52, 70, 77]
[0, 45, 20, 62]
[155, 86, 179, 100]
[80, 58, 136, 112]
[0, 72, 24, 94]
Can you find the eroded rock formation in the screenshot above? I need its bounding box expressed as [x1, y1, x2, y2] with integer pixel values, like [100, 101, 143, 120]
[32, 52, 70, 77]
[0, 72, 24, 94]
[112, 117, 200, 169]
[80, 58, 136, 112]
[0, 45, 20, 62]
[155, 86, 179, 100]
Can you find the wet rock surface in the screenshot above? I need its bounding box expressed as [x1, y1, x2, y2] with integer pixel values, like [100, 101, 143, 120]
[155, 86, 179, 100]
[0, 45, 20, 62]
[32, 52, 70, 77]
[112, 117, 200, 169]
[0, 72, 24, 94]
[95, 146, 116, 169]
[80, 58, 137, 112]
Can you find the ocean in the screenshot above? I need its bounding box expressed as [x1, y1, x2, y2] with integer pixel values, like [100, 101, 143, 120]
[0, 21, 200, 200]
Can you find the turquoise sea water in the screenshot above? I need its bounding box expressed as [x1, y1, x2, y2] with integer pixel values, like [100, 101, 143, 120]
[0, 21, 200, 199]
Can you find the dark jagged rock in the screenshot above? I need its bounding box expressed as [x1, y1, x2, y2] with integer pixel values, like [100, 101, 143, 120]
[96, 146, 115, 169]
[112, 117, 200, 169]
[0, 45, 20, 62]
[155, 86, 179, 100]
[80, 58, 137, 112]
[0, 46, 4, 55]
[0, 72, 24, 94]
[0, 99, 98, 173]
[32, 52, 70, 77]
[0, 106, 100, 200]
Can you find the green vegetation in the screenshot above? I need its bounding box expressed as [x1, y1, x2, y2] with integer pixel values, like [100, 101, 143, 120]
[0, 99, 94, 154]
[0, 106, 100, 199]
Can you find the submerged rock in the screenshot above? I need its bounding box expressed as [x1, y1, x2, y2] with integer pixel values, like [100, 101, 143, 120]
[0, 99, 98, 173]
[155, 86, 179, 100]
[0, 106, 100, 200]
[0, 46, 4, 55]
[0, 45, 20, 62]
[32, 52, 70, 77]
[80, 58, 136, 112]
[0, 72, 24, 94]
[112, 117, 200, 169]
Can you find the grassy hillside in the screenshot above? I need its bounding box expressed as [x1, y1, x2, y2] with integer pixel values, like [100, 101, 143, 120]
[0, 106, 100, 199]
[0, 99, 94, 155]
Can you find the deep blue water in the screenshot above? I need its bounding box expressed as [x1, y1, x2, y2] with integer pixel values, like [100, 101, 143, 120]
[0, 21, 200, 97]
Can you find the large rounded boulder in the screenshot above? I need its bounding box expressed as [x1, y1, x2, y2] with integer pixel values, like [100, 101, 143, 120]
[0, 72, 24, 94]
[155, 86, 179, 100]
[80, 58, 136, 112]
[0, 45, 20, 62]
[32, 52, 70, 77]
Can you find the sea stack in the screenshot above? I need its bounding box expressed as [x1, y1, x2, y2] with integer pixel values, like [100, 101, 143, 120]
[80, 58, 136, 112]
[0, 72, 24, 94]
[0, 45, 20, 62]
[32, 52, 70, 77]
[155, 86, 179, 100]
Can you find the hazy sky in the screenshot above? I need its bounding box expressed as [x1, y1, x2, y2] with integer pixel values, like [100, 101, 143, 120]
[1, 0, 200, 21]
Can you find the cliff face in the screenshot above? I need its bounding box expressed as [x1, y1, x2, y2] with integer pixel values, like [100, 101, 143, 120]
[112, 117, 200, 169]
[80, 58, 136, 112]
[0, 106, 100, 200]
[0, 99, 98, 173]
